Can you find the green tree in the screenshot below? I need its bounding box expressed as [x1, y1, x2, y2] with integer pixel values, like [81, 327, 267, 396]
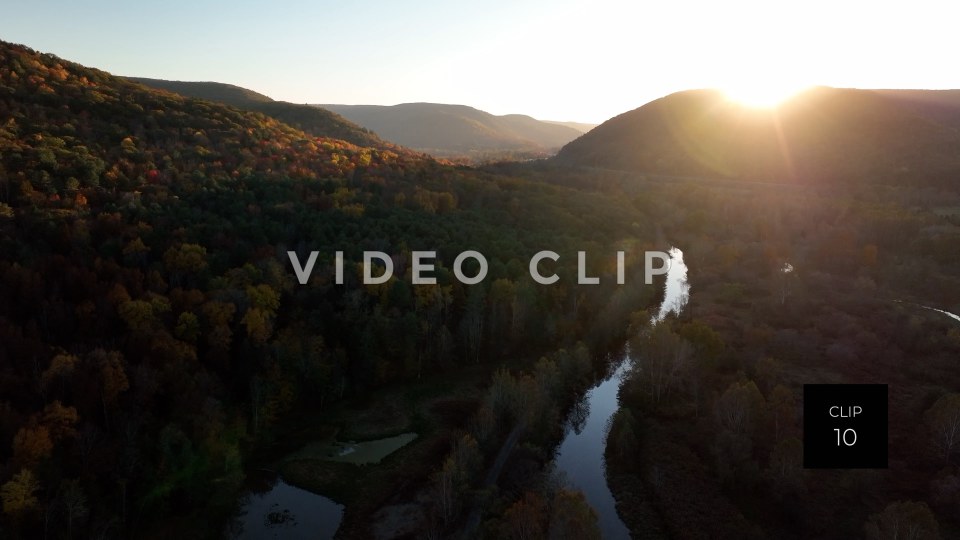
[163, 243, 208, 286]
[716, 380, 766, 435]
[548, 489, 601, 540]
[174, 311, 201, 343]
[42, 400, 79, 441]
[12, 426, 53, 467]
[503, 492, 547, 540]
[1, 469, 40, 516]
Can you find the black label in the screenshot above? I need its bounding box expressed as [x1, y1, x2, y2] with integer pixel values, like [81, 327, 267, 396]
[803, 384, 888, 469]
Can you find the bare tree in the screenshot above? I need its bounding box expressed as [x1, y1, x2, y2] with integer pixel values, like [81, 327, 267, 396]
[864, 500, 941, 540]
[59, 479, 89, 539]
[925, 393, 960, 463]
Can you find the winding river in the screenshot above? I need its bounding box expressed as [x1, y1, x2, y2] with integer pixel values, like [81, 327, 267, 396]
[554, 247, 689, 539]
[914, 304, 960, 324]
[893, 299, 960, 325]
[232, 248, 690, 539]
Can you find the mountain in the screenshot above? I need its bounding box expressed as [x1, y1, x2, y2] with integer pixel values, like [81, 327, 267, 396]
[128, 77, 388, 148]
[126, 77, 273, 105]
[542, 120, 598, 133]
[873, 89, 960, 131]
[556, 87, 960, 188]
[319, 103, 584, 158]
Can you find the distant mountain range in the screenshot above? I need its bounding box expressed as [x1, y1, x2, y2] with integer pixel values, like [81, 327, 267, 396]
[128, 79, 592, 159]
[128, 77, 388, 149]
[320, 103, 589, 158]
[542, 120, 598, 133]
[126, 78, 960, 186]
[556, 87, 960, 188]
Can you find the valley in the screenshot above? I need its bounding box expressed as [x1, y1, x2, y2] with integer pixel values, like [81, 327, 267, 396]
[1, 35, 960, 540]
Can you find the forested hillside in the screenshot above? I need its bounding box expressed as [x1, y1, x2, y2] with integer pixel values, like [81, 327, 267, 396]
[556, 87, 960, 188]
[125, 78, 273, 105]
[0, 41, 656, 538]
[128, 77, 388, 149]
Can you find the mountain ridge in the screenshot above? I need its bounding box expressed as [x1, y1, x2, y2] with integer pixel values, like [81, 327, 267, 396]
[126, 77, 274, 105]
[128, 77, 390, 149]
[541, 120, 597, 133]
[555, 86, 960, 188]
[319, 102, 585, 158]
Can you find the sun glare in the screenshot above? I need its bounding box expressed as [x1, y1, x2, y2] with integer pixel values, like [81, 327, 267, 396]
[720, 81, 809, 108]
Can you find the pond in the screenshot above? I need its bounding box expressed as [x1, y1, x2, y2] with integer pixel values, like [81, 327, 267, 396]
[228, 472, 344, 540]
[229, 433, 417, 539]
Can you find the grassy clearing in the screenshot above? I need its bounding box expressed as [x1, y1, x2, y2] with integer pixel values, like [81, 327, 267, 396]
[271, 365, 493, 536]
[288, 433, 419, 465]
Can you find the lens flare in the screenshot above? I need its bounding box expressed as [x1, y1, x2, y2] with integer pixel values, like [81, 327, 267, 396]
[721, 81, 809, 108]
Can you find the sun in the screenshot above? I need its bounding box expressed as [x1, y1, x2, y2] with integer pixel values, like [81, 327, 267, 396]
[720, 80, 809, 108]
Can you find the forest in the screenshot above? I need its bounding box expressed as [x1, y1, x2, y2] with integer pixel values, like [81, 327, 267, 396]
[3, 36, 960, 540]
[594, 178, 960, 538]
[0, 40, 658, 538]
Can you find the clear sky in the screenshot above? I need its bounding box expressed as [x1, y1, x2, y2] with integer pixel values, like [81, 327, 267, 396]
[3, 0, 958, 123]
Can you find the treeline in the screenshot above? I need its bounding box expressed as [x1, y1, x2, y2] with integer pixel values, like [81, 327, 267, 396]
[419, 344, 606, 539]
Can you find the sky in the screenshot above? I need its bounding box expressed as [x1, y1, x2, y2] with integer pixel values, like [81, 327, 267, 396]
[3, 0, 959, 124]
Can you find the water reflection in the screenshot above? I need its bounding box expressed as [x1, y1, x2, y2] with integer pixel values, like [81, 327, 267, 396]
[654, 247, 690, 323]
[554, 247, 689, 539]
[567, 396, 591, 436]
[229, 472, 344, 540]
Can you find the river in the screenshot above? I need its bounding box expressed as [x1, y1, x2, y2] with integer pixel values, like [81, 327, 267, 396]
[554, 247, 689, 539]
[231, 248, 690, 539]
[893, 299, 960, 325]
[915, 305, 960, 324]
